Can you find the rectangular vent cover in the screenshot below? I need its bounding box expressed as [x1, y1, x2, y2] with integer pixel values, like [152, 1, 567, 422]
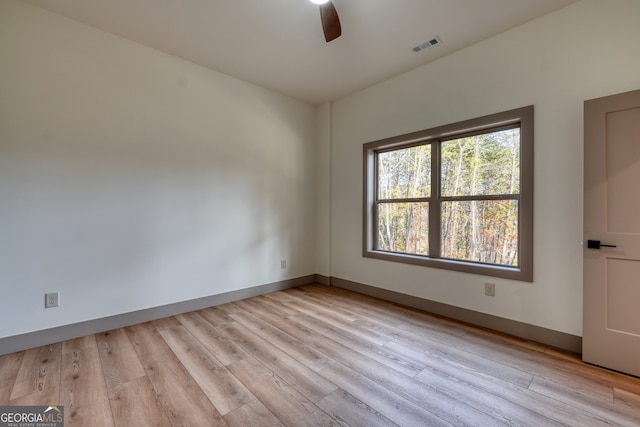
[412, 36, 442, 53]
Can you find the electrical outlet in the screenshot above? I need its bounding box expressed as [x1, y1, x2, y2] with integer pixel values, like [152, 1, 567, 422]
[280, 259, 287, 269]
[45, 292, 59, 308]
[484, 283, 495, 297]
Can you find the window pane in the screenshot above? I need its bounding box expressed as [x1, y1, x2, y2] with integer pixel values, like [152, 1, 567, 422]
[377, 202, 429, 255]
[441, 128, 520, 197]
[377, 145, 431, 199]
[441, 200, 518, 266]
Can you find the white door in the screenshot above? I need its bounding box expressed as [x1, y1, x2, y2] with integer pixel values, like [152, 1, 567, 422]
[583, 88, 640, 377]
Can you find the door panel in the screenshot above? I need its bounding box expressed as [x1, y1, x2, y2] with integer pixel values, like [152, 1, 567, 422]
[606, 258, 640, 336]
[606, 107, 640, 233]
[584, 89, 640, 377]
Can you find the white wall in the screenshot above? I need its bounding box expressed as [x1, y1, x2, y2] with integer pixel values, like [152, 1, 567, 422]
[0, 0, 317, 339]
[315, 103, 332, 278]
[329, 0, 640, 336]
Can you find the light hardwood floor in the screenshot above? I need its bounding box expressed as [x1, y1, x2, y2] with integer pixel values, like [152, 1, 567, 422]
[1, 284, 639, 426]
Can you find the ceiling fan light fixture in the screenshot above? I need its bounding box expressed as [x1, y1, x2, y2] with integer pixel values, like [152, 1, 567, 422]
[309, 0, 330, 4]
[318, 1, 341, 42]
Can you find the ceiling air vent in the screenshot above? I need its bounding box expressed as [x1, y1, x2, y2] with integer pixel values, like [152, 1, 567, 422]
[411, 36, 442, 53]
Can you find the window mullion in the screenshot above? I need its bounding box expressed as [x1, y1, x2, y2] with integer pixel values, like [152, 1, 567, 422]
[440, 194, 520, 202]
[377, 197, 431, 203]
[371, 150, 380, 252]
[429, 141, 440, 258]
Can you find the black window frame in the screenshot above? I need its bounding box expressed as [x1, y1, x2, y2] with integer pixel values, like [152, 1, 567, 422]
[363, 106, 533, 282]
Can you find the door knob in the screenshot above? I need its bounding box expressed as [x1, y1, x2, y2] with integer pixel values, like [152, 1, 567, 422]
[587, 240, 617, 249]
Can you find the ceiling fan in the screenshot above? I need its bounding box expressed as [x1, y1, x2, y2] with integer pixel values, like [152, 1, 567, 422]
[310, 0, 342, 43]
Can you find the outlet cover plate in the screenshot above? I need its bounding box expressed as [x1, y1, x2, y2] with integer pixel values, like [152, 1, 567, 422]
[45, 292, 59, 308]
[484, 283, 496, 297]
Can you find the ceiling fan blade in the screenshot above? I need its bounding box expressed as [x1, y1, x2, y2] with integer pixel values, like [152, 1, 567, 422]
[319, 1, 341, 42]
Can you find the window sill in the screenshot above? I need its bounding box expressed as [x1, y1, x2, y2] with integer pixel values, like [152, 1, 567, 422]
[363, 249, 532, 282]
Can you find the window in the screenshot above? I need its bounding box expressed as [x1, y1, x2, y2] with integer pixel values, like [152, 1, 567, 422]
[363, 106, 533, 281]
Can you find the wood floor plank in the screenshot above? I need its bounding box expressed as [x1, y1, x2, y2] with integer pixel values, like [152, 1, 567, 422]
[469, 322, 549, 353]
[196, 306, 237, 327]
[176, 312, 249, 366]
[301, 288, 469, 356]
[414, 362, 563, 426]
[59, 338, 114, 427]
[338, 298, 538, 386]
[290, 312, 424, 377]
[223, 399, 284, 427]
[108, 375, 171, 427]
[280, 291, 392, 346]
[62, 335, 96, 354]
[9, 386, 59, 407]
[293, 286, 403, 327]
[206, 302, 244, 318]
[414, 355, 615, 427]
[254, 304, 505, 426]
[219, 321, 337, 403]
[316, 389, 398, 427]
[229, 296, 292, 322]
[453, 329, 621, 400]
[125, 322, 174, 363]
[318, 361, 455, 427]
[384, 337, 534, 388]
[0, 351, 23, 405]
[289, 308, 542, 427]
[160, 325, 254, 416]
[302, 285, 468, 337]
[314, 339, 509, 426]
[248, 294, 300, 317]
[262, 309, 413, 385]
[227, 357, 337, 427]
[150, 316, 182, 331]
[96, 329, 146, 390]
[227, 304, 334, 372]
[285, 288, 361, 323]
[142, 352, 227, 426]
[529, 376, 640, 426]
[127, 318, 224, 426]
[615, 387, 640, 409]
[0, 387, 10, 406]
[10, 343, 61, 401]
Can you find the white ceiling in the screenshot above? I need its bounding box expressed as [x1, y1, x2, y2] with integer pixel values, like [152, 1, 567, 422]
[21, 0, 577, 105]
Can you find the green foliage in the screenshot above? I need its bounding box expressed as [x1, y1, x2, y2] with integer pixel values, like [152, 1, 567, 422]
[441, 200, 518, 265]
[377, 202, 429, 255]
[378, 145, 431, 200]
[441, 128, 520, 197]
